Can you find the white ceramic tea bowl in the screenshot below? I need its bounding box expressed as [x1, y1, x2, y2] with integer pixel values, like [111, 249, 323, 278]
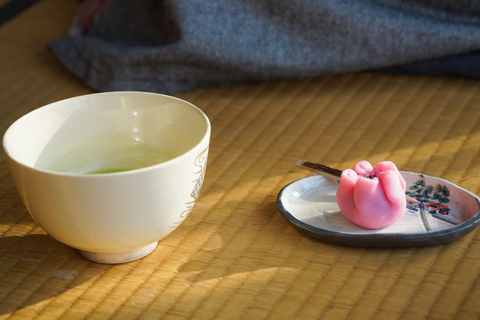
[3, 92, 210, 264]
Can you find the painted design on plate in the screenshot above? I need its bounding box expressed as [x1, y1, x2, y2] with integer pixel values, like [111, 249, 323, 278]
[407, 177, 451, 214]
[405, 175, 458, 231]
[170, 147, 208, 229]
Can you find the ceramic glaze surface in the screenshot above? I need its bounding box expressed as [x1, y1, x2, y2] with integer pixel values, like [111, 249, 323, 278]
[3, 92, 211, 263]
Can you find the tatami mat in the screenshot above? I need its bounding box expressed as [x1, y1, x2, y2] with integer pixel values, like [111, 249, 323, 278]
[1, 0, 480, 319]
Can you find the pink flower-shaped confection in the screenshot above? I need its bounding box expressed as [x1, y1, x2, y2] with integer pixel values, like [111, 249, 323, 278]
[335, 160, 407, 229]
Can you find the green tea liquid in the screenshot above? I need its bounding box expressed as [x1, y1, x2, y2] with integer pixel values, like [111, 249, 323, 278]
[45, 137, 174, 174]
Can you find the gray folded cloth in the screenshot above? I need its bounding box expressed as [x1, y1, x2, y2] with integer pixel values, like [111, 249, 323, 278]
[49, 0, 480, 94]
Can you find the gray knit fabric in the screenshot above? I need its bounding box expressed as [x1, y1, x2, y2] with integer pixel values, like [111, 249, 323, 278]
[50, 0, 480, 94]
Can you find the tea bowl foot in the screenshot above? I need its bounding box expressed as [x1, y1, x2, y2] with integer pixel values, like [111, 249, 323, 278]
[78, 241, 158, 264]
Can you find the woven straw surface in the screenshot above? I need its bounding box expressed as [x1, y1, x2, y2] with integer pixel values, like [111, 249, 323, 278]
[1, 1, 480, 319]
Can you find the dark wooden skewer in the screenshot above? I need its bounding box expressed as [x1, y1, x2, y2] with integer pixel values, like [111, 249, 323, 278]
[296, 160, 342, 181]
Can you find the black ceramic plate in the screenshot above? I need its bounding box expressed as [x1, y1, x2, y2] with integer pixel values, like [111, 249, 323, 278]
[277, 172, 480, 247]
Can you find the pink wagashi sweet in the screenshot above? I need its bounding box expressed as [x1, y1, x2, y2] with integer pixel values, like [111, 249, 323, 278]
[335, 160, 407, 229]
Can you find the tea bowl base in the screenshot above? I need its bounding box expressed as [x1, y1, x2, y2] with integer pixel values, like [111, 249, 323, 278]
[79, 241, 158, 264]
